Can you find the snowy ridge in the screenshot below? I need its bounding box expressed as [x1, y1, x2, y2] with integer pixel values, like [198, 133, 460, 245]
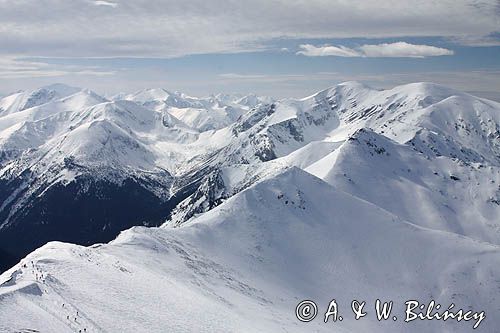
[0, 81, 499, 331]
[0, 84, 82, 116]
[168, 81, 500, 226]
[1, 168, 499, 332]
[1, 81, 498, 233]
[121, 88, 273, 132]
[307, 128, 500, 244]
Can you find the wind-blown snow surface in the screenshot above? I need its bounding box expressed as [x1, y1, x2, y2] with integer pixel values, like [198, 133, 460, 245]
[1, 81, 500, 331]
[1, 168, 500, 332]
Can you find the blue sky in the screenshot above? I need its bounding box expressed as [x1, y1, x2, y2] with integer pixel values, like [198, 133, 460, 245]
[1, 0, 499, 99]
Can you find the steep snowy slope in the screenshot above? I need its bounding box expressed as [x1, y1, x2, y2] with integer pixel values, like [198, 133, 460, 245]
[0, 90, 108, 164]
[168, 81, 500, 226]
[1, 168, 498, 332]
[123, 88, 272, 131]
[235, 93, 274, 108]
[168, 105, 244, 132]
[0, 95, 201, 272]
[314, 82, 500, 164]
[224, 96, 340, 163]
[307, 129, 500, 245]
[0, 84, 82, 116]
[124, 88, 207, 110]
[168, 140, 343, 225]
[205, 81, 498, 167]
[1, 81, 499, 276]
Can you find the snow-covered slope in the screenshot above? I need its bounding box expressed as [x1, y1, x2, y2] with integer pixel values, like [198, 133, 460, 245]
[168, 140, 343, 225]
[1, 80, 499, 289]
[122, 88, 272, 132]
[1, 81, 499, 331]
[316, 82, 500, 164]
[1, 168, 498, 332]
[0, 84, 82, 116]
[0, 89, 108, 163]
[0, 89, 198, 271]
[307, 128, 500, 245]
[168, 81, 500, 227]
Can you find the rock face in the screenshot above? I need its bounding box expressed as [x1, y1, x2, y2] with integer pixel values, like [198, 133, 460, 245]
[1, 81, 499, 277]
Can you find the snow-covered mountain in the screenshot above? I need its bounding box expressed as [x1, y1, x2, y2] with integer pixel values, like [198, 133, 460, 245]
[0, 81, 499, 331]
[168, 82, 500, 228]
[0, 84, 82, 117]
[0, 84, 276, 271]
[120, 88, 272, 131]
[307, 128, 500, 244]
[1, 168, 499, 332]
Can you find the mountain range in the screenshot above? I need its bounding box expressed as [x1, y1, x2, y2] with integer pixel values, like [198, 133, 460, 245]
[0, 81, 499, 332]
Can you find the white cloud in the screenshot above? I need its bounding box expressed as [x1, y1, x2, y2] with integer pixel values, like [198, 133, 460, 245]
[297, 44, 361, 57]
[297, 42, 454, 58]
[361, 42, 454, 57]
[92, 1, 118, 8]
[0, 0, 497, 58]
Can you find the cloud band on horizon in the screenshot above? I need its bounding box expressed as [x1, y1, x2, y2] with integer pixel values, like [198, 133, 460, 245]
[297, 42, 454, 58]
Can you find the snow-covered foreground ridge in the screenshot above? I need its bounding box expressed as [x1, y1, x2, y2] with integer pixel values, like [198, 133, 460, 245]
[0, 81, 499, 331]
[1, 168, 500, 332]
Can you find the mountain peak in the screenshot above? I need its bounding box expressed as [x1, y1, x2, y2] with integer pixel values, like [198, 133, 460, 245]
[303, 81, 374, 101]
[337, 80, 372, 89]
[38, 83, 82, 94]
